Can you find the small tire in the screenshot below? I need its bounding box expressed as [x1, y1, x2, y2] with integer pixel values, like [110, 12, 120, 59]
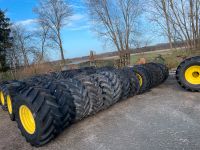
[176, 56, 200, 92]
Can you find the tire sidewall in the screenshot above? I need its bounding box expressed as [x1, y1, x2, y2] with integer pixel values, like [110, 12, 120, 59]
[178, 61, 200, 90]
[15, 95, 42, 145]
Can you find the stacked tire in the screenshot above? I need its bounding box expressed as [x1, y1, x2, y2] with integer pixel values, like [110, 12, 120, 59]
[0, 63, 169, 147]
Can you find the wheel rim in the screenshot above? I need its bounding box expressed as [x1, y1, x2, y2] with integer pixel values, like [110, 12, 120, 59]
[7, 95, 12, 114]
[0, 91, 5, 105]
[19, 105, 36, 134]
[136, 73, 143, 87]
[185, 65, 200, 85]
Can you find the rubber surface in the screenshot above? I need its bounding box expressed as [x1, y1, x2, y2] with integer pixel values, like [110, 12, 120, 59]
[176, 56, 200, 92]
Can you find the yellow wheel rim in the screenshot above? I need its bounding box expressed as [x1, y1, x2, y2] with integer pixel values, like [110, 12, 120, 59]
[136, 73, 143, 87]
[19, 105, 36, 135]
[185, 65, 200, 85]
[7, 95, 12, 114]
[0, 91, 5, 105]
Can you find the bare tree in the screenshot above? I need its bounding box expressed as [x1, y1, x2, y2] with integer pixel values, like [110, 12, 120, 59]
[149, 0, 200, 49]
[86, 0, 142, 51]
[34, 0, 72, 64]
[37, 21, 50, 60]
[34, 20, 55, 62]
[10, 25, 36, 67]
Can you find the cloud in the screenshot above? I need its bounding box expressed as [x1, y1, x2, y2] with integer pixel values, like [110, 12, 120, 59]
[67, 25, 90, 31]
[69, 14, 86, 21]
[15, 19, 38, 26]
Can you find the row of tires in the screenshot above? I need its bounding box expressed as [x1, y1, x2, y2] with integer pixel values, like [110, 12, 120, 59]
[0, 63, 169, 147]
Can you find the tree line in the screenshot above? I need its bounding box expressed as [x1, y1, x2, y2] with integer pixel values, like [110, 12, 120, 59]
[0, 0, 199, 72]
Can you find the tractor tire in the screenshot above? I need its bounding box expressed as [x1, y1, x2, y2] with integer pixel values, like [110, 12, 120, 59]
[98, 71, 122, 103]
[14, 86, 63, 147]
[91, 71, 122, 109]
[131, 65, 151, 94]
[113, 69, 130, 100]
[58, 78, 91, 121]
[6, 81, 28, 121]
[0, 80, 15, 111]
[122, 68, 140, 96]
[74, 74, 103, 115]
[24, 77, 76, 127]
[58, 67, 96, 79]
[157, 63, 169, 82]
[0, 84, 8, 111]
[176, 56, 200, 92]
[138, 65, 154, 88]
[144, 63, 164, 87]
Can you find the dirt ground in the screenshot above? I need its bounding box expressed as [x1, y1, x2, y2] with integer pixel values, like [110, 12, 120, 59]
[0, 75, 200, 150]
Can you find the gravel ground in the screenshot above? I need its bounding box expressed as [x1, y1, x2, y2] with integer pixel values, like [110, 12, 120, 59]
[0, 76, 200, 150]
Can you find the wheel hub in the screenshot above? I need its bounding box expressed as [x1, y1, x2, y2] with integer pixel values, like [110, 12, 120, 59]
[7, 95, 12, 114]
[19, 105, 36, 135]
[185, 65, 200, 85]
[136, 73, 143, 87]
[0, 91, 5, 105]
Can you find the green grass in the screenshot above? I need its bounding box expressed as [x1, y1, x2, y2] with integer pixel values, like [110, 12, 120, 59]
[130, 49, 200, 69]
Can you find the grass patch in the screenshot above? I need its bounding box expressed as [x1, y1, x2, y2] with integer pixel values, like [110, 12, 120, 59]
[131, 49, 200, 69]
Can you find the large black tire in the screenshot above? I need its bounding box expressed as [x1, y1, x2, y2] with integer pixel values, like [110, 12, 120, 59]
[57, 67, 96, 79]
[24, 77, 76, 127]
[131, 65, 151, 94]
[122, 68, 140, 97]
[0, 82, 8, 111]
[176, 56, 200, 92]
[14, 86, 63, 147]
[0, 80, 17, 111]
[58, 78, 91, 121]
[138, 65, 154, 88]
[4, 81, 28, 121]
[156, 63, 169, 82]
[144, 63, 164, 87]
[91, 71, 122, 109]
[74, 74, 103, 115]
[98, 71, 122, 103]
[113, 69, 131, 100]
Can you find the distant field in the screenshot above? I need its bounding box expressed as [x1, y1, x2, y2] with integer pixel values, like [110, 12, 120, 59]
[94, 48, 200, 69]
[130, 48, 200, 68]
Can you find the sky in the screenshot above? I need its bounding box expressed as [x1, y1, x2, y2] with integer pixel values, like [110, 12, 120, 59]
[0, 0, 167, 60]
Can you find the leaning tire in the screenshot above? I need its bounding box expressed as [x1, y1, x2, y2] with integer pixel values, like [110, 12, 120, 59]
[176, 56, 200, 92]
